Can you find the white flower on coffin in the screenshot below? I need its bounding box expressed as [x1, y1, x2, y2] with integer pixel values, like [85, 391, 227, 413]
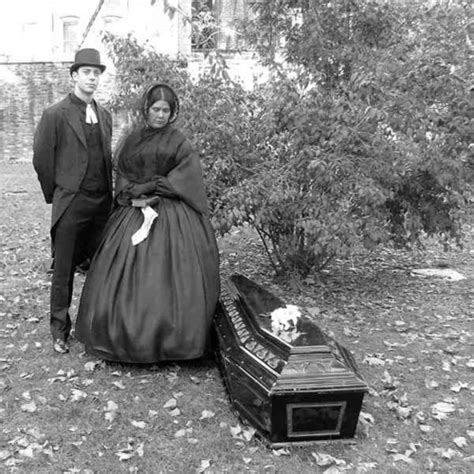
[271, 304, 302, 332]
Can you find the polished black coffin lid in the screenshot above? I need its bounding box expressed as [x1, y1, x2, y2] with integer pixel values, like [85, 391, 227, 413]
[217, 274, 369, 395]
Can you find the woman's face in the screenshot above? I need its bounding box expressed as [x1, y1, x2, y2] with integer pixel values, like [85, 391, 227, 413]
[147, 100, 171, 129]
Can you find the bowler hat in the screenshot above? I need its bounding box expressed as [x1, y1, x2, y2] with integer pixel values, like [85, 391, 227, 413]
[70, 48, 106, 75]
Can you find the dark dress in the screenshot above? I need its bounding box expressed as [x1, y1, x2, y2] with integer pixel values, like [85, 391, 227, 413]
[75, 125, 220, 363]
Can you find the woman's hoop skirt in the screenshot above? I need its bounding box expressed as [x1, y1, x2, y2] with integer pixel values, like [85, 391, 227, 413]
[75, 197, 220, 363]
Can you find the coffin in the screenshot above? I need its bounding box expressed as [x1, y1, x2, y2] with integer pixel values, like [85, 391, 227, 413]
[213, 274, 369, 446]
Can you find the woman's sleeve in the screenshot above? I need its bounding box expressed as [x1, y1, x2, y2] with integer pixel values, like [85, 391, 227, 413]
[115, 132, 210, 215]
[154, 138, 209, 215]
[114, 172, 133, 206]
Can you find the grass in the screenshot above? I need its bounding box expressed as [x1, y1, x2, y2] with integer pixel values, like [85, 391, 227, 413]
[0, 162, 473, 473]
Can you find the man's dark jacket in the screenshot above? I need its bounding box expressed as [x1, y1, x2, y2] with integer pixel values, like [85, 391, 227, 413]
[33, 94, 113, 238]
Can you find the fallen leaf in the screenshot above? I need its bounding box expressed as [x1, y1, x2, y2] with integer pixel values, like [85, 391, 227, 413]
[425, 379, 440, 389]
[69, 440, 84, 448]
[20, 401, 37, 413]
[312, 452, 346, 467]
[431, 401, 456, 420]
[199, 410, 215, 420]
[242, 426, 256, 442]
[105, 400, 118, 411]
[391, 453, 414, 464]
[323, 467, 347, 474]
[163, 398, 177, 409]
[36, 395, 48, 405]
[197, 459, 211, 473]
[272, 448, 290, 456]
[166, 372, 179, 383]
[115, 451, 135, 461]
[84, 361, 101, 372]
[450, 382, 469, 393]
[359, 411, 375, 424]
[169, 408, 181, 417]
[355, 462, 378, 472]
[174, 429, 187, 438]
[453, 436, 467, 448]
[0, 450, 11, 461]
[410, 268, 465, 281]
[104, 400, 119, 423]
[419, 424, 433, 433]
[363, 354, 385, 366]
[130, 420, 147, 429]
[18, 446, 35, 458]
[437, 448, 460, 459]
[442, 360, 451, 372]
[381, 370, 397, 389]
[70, 389, 87, 402]
[384, 339, 408, 348]
[396, 405, 412, 420]
[230, 424, 242, 439]
[25, 428, 45, 441]
[408, 442, 420, 453]
[112, 381, 126, 390]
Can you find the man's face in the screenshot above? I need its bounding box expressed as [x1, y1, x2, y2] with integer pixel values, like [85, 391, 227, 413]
[72, 66, 102, 96]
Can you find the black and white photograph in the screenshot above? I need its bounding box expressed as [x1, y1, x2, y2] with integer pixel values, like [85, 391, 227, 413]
[0, 0, 472, 472]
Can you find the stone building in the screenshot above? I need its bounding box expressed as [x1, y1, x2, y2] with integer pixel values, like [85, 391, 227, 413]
[0, 0, 259, 162]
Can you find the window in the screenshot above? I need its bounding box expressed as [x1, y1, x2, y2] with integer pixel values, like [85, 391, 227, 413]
[192, 0, 217, 50]
[62, 16, 79, 55]
[192, 0, 250, 51]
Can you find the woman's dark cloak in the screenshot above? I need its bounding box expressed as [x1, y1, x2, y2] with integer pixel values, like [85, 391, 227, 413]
[75, 125, 220, 363]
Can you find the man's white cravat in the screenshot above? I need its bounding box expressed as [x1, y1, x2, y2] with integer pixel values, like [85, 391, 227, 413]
[86, 103, 98, 124]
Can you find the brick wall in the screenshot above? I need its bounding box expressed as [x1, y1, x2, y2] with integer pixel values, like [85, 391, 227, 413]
[0, 62, 119, 163]
[0, 54, 263, 163]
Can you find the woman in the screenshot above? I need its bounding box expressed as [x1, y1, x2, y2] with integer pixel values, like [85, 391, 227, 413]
[75, 83, 220, 363]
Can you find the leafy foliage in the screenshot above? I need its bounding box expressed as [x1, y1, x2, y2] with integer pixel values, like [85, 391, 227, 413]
[106, 0, 473, 275]
[237, 0, 473, 273]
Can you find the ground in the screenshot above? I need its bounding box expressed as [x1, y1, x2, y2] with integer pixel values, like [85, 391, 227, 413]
[0, 163, 473, 473]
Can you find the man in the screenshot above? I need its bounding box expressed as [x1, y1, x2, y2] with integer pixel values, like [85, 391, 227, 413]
[33, 48, 113, 354]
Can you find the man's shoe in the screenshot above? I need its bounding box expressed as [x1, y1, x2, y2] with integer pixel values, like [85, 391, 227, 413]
[53, 338, 69, 354]
[76, 258, 91, 275]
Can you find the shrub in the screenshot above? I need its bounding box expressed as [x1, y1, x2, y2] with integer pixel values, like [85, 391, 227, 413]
[104, 0, 473, 276]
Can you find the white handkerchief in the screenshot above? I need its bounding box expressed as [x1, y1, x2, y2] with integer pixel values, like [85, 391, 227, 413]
[131, 206, 159, 246]
[86, 104, 98, 124]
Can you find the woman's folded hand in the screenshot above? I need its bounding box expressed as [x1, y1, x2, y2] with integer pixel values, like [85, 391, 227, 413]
[129, 181, 156, 198]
